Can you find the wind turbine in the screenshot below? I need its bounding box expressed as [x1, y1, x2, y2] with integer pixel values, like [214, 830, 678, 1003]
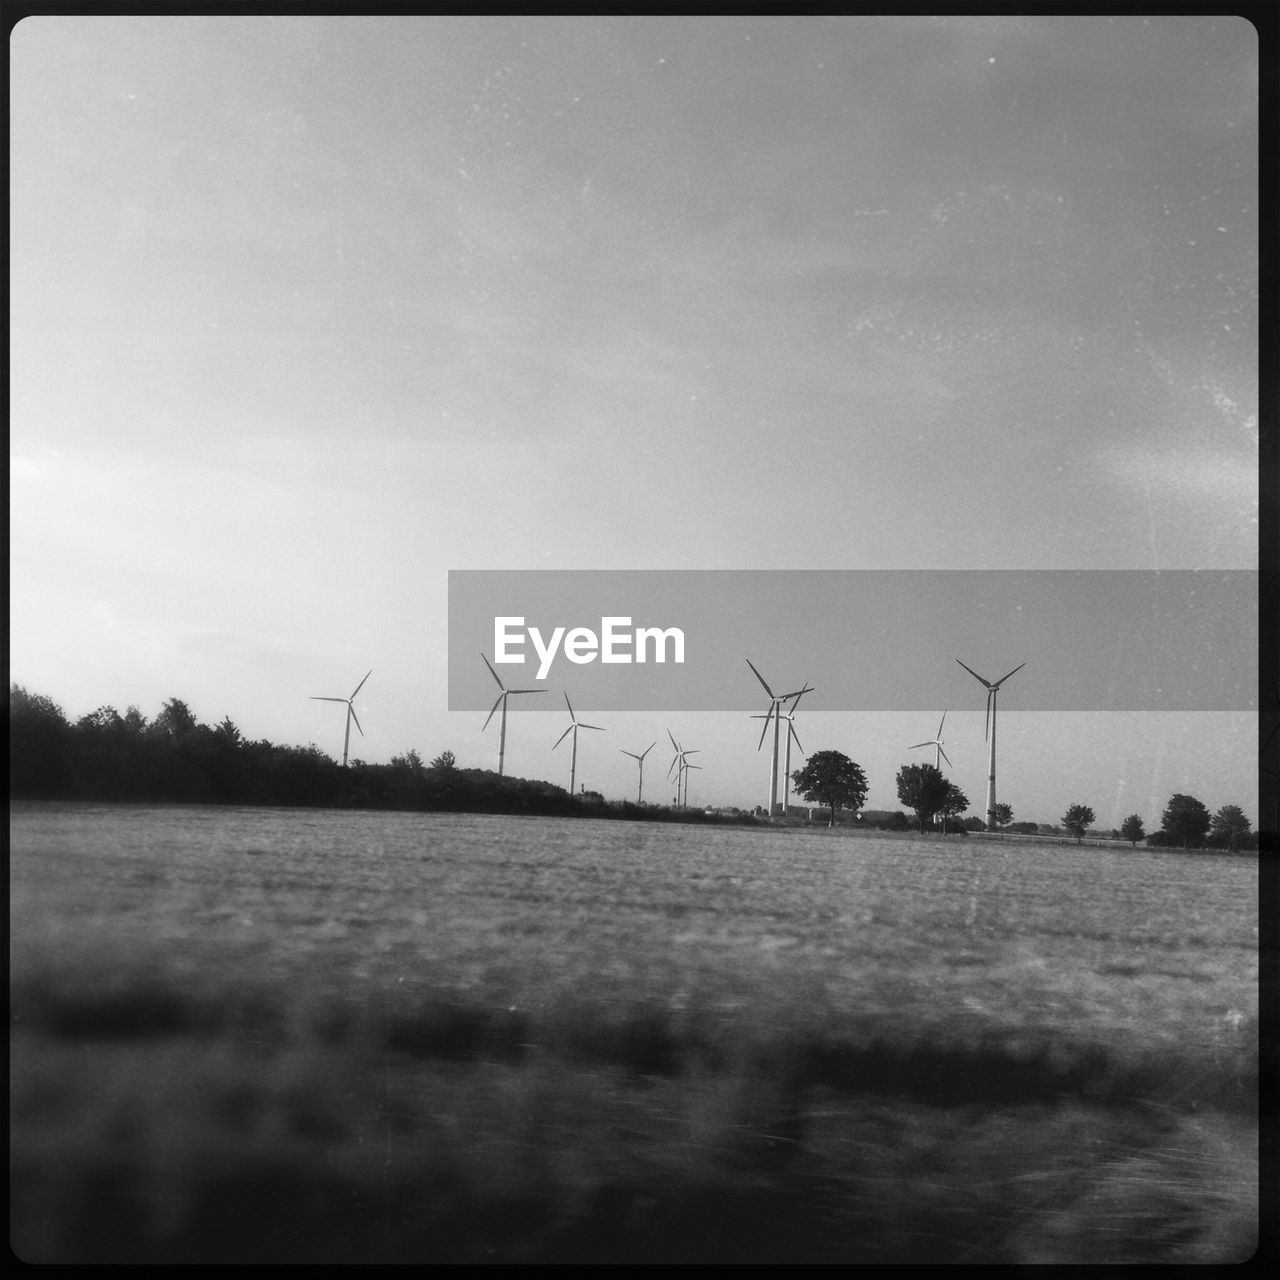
[621, 742, 657, 804]
[553, 692, 604, 795]
[755, 687, 810, 816]
[310, 669, 371, 767]
[746, 659, 811, 817]
[481, 652, 545, 776]
[666, 730, 699, 807]
[956, 659, 1025, 831]
[910, 711, 952, 771]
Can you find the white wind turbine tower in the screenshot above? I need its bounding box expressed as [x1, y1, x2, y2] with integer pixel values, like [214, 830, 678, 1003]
[481, 652, 545, 776]
[621, 742, 657, 804]
[910, 711, 952, 771]
[956, 659, 1025, 831]
[754, 686, 811, 816]
[310, 669, 371, 767]
[553, 692, 604, 796]
[666, 730, 699, 807]
[746, 658, 811, 817]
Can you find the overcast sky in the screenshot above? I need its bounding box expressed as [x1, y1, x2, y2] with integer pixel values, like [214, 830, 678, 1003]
[9, 16, 1259, 826]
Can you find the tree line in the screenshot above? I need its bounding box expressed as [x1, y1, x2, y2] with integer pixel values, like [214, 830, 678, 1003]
[6, 686, 753, 824]
[789, 749, 1257, 851]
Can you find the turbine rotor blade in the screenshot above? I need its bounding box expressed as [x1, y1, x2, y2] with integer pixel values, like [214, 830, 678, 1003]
[789, 723, 804, 754]
[481, 653, 505, 691]
[641, 743, 655, 759]
[995, 662, 1026, 687]
[563, 692, 575, 718]
[349, 707, 364, 737]
[351, 670, 372, 699]
[311, 697, 347, 704]
[937, 711, 947, 736]
[756, 706, 775, 750]
[955, 658, 991, 687]
[909, 740, 932, 750]
[553, 726, 574, 749]
[581, 723, 604, 732]
[940, 746, 953, 768]
[483, 693, 506, 731]
[745, 658, 775, 699]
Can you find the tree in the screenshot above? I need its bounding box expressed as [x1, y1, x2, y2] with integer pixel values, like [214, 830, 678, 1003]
[1120, 814, 1145, 848]
[896, 762, 950, 833]
[790, 750, 868, 827]
[10, 684, 72, 797]
[1209, 804, 1251, 852]
[391, 748, 425, 772]
[939, 783, 970, 834]
[149, 697, 198, 740]
[430, 749, 457, 771]
[992, 802, 1013, 832]
[1161, 793, 1211, 849]
[1062, 804, 1095, 843]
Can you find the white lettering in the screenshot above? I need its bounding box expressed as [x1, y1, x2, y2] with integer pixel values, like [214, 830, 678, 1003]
[491, 618, 684, 678]
[528, 625, 566, 681]
[494, 617, 526, 663]
[564, 627, 598, 664]
[601, 616, 632, 663]
[636, 626, 685, 664]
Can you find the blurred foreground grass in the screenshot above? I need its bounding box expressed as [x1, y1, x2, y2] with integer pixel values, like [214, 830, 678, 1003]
[10, 948, 1259, 1264]
[9, 807, 1261, 1262]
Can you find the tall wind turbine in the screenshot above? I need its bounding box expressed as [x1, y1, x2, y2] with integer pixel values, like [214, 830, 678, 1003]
[781, 687, 809, 816]
[956, 659, 1025, 831]
[621, 742, 657, 804]
[310, 669, 371, 767]
[481, 652, 544, 776]
[746, 659, 811, 817]
[754, 688, 809, 815]
[666, 730, 699, 807]
[553, 692, 604, 795]
[910, 711, 952, 771]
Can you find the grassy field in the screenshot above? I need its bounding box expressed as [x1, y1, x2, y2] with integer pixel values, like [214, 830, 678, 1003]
[9, 804, 1262, 1263]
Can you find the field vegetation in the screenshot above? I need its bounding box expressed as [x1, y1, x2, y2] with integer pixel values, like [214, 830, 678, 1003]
[9, 803, 1261, 1263]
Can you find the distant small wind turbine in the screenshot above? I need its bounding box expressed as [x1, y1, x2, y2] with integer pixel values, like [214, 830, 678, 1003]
[666, 729, 699, 808]
[956, 659, 1025, 831]
[310, 669, 371, 768]
[481, 652, 545, 776]
[553, 692, 604, 796]
[621, 742, 657, 804]
[910, 711, 952, 771]
[746, 659, 812, 817]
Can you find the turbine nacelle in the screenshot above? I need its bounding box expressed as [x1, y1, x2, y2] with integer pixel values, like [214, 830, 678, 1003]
[553, 692, 604, 750]
[909, 711, 951, 768]
[956, 660, 1024, 740]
